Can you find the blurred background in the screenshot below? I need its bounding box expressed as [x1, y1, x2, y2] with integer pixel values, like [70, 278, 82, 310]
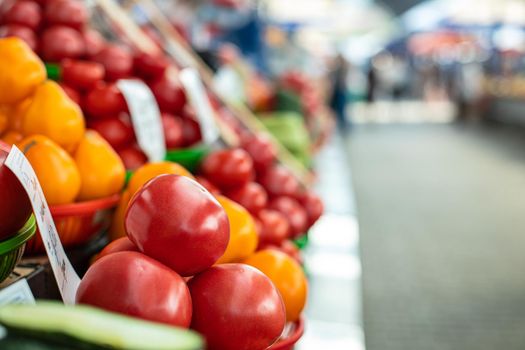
[170, 0, 525, 349]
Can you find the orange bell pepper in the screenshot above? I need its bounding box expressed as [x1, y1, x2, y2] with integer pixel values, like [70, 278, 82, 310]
[74, 130, 126, 201]
[109, 189, 131, 241]
[21, 80, 85, 152]
[0, 37, 46, 105]
[0, 106, 8, 135]
[8, 97, 32, 132]
[216, 196, 258, 264]
[1, 131, 23, 145]
[18, 135, 81, 205]
[127, 161, 195, 197]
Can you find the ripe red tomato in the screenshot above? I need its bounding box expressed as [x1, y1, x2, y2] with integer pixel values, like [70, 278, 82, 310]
[82, 29, 106, 58]
[225, 182, 267, 215]
[161, 113, 184, 149]
[125, 175, 229, 276]
[117, 145, 147, 170]
[92, 44, 133, 81]
[195, 176, 221, 196]
[0, 24, 37, 51]
[240, 133, 276, 172]
[90, 117, 135, 150]
[40, 25, 85, 62]
[256, 209, 289, 246]
[258, 165, 301, 198]
[300, 191, 323, 227]
[149, 72, 186, 114]
[201, 149, 254, 189]
[58, 83, 81, 105]
[61, 59, 105, 91]
[76, 251, 192, 328]
[181, 116, 202, 147]
[133, 52, 170, 80]
[96, 237, 138, 262]
[3, 1, 41, 30]
[44, 0, 87, 30]
[268, 196, 308, 238]
[84, 83, 127, 118]
[0, 143, 32, 240]
[188, 264, 285, 350]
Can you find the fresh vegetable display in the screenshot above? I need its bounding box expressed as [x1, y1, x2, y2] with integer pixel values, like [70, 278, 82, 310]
[0, 1, 328, 349]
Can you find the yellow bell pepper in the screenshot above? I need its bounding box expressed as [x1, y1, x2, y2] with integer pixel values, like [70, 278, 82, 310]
[74, 130, 126, 201]
[21, 80, 85, 152]
[0, 37, 46, 105]
[18, 135, 81, 205]
[216, 196, 258, 264]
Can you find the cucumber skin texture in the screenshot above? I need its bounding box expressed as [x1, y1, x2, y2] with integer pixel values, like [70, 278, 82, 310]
[0, 328, 110, 350]
[0, 302, 203, 350]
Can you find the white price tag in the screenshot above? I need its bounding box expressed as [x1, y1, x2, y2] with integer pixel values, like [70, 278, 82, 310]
[117, 79, 166, 161]
[179, 68, 220, 145]
[5, 146, 80, 305]
[0, 279, 35, 306]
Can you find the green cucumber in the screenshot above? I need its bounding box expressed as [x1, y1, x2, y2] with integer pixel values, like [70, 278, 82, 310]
[0, 302, 203, 350]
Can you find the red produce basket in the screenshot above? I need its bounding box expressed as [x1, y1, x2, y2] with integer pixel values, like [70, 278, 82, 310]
[26, 194, 120, 254]
[269, 316, 305, 350]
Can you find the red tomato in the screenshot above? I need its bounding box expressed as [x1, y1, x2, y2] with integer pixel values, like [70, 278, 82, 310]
[125, 174, 229, 276]
[3, 1, 41, 30]
[225, 182, 267, 215]
[61, 59, 105, 91]
[92, 44, 133, 81]
[161, 113, 184, 149]
[44, 0, 88, 30]
[268, 196, 308, 238]
[0, 143, 32, 240]
[256, 209, 289, 246]
[82, 29, 106, 58]
[195, 176, 221, 196]
[188, 264, 285, 350]
[201, 149, 254, 189]
[96, 237, 138, 261]
[58, 83, 81, 105]
[0, 24, 37, 51]
[40, 25, 85, 62]
[300, 191, 323, 227]
[76, 251, 192, 328]
[117, 145, 147, 170]
[90, 117, 134, 151]
[133, 52, 170, 80]
[181, 117, 202, 147]
[258, 165, 301, 198]
[84, 83, 127, 118]
[240, 133, 276, 172]
[149, 72, 186, 114]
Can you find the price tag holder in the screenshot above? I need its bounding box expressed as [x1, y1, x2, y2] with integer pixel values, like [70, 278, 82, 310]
[117, 79, 166, 161]
[179, 68, 220, 145]
[5, 146, 80, 305]
[0, 279, 35, 306]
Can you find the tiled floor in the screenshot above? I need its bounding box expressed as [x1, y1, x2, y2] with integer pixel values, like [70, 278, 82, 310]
[297, 130, 365, 350]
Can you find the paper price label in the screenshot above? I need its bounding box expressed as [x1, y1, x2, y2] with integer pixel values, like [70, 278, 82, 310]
[179, 68, 220, 145]
[0, 279, 35, 306]
[117, 79, 166, 162]
[5, 146, 80, 305]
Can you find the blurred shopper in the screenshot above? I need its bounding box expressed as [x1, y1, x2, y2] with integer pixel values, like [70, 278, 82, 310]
[330, 53, 349, 128]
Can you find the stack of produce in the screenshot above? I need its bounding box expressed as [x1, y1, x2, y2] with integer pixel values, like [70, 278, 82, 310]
[0, 0, 202, 170]
[81, 172, 308, 350]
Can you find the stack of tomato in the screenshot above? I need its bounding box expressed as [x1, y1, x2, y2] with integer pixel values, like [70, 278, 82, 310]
[0, 0, 203, 170]
[0, 37, 125, 206]
[81, 171, 309, 350]
[199, 137, 323, 256]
